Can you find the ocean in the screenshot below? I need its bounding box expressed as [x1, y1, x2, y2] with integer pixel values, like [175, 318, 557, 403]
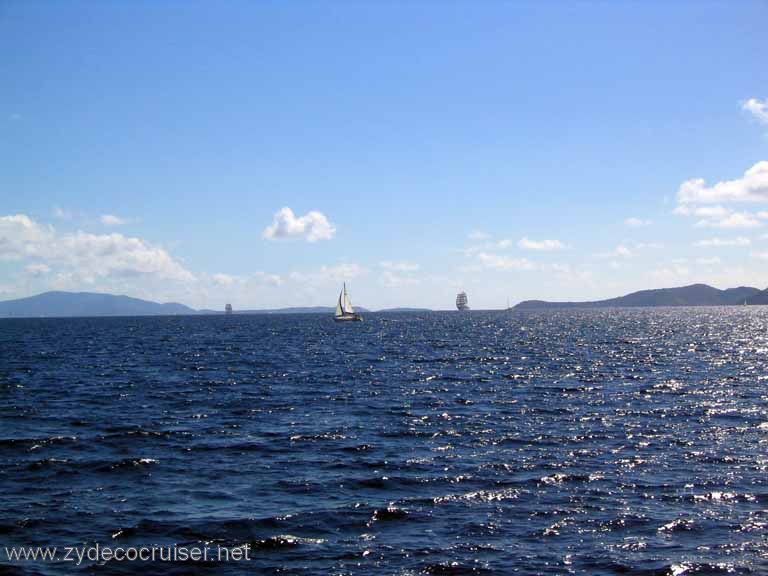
[1, 308, 767, 575]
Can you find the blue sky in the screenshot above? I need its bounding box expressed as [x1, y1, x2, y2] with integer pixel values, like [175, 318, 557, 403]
[1, 2, 767, 309]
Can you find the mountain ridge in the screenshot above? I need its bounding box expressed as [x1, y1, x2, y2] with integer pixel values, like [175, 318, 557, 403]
[0, 291, 196, 318]
[515, 283, 764, 310]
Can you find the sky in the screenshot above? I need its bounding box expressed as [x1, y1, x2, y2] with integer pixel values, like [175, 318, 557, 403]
[1, 1, 767, 310]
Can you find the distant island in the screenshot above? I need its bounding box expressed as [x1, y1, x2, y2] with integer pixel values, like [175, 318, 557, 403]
[515, 283, 765, 309]
[0, 291, 431, 318]
[0, 291, 197, 318]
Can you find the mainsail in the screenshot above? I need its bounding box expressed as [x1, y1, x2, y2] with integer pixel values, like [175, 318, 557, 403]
[342, 284, 354, 314]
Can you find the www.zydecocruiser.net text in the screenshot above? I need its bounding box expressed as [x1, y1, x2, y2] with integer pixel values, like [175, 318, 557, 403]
[4, 544, 252, 565]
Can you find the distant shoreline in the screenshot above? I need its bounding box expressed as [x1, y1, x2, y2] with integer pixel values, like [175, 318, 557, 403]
[1, 285, 766, 318]
[0, 291, 435, 319]
[514, 283, 766, 310]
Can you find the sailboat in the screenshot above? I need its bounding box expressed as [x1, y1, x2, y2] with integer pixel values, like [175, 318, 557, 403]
[334, 283, 363, 322]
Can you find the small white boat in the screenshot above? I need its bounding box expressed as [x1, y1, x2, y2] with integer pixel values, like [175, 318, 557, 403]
[334, 283, 363, 322]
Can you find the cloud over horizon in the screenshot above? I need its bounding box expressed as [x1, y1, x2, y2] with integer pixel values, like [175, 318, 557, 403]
[742, 97, 768, 125]
[676, 161, 768, 205]
[477, 252, 535, 270]
[517, 237, 567, 251]
[0, 213, 194, 283]
[100, 214, 126, 226]
[693, 236, 751, 247]
[624, 217, 652, 227]
[673, 161, 768, 230]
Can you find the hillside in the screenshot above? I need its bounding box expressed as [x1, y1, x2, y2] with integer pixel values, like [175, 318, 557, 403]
[514, 284, 761, 310]
[0, 291, 196, 318]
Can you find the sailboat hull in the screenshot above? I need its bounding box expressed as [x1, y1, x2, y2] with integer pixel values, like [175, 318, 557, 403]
[334, 314, 363, 322]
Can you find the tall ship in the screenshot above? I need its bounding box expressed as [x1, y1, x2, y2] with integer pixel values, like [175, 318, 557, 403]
[334, 283, 363, 322]
[456, 291, 469, 311]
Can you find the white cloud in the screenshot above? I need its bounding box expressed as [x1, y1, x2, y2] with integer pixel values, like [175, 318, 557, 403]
[379, 261, 419, 288]
[24, 263, 50, 276]
[650, 265, 691, 285]
[289, 263, 365, 285]
[380, 261, 419, 272]
[212, 273, 236, 286]
[742, 98, 768, 125]
[676, 161, 768, 205]
[54, 231, 195, 281]
[594, 244, 633, 259]
[634, 242, 664, 249]
[0, 214, 54, 261]
[262, 207, 336, 242]
[0, 213, 194, 282]
[624, 217, 651, 227]
[207, 271, 282, 290]
[477, 252, 535, 270]
[458, 246, 482, 257]
[460, 235, 519, 255]
[614, 244, 632, 258]
[674, 204, 730, 218]
[517, 237, 567, 251]
[696, 257, 721, 265]
[676, 200, 763, 229]
[752, 252, 768, 261]
[694, 211, 762, 229]
[100, 214, 125, 226]
[693, 236, 751, 247]
[254, 271, 283, 286]
[53, 206, 72, 220]
[468, 230, 490, 241]
[380, 270, 420, 288]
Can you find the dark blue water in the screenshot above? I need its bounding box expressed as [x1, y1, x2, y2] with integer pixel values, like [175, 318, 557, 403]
[2, 309, 768, 575]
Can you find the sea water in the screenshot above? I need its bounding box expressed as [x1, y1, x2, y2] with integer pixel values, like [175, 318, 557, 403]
[2, 308, 767, 575]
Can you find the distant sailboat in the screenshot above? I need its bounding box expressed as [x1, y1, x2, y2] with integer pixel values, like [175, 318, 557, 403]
[334, 283, 363, 322]
[456, 291, 469, 311]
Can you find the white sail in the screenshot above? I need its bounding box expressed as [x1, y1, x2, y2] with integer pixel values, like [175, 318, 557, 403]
[342, 283, 354, 314]
[335, 291, 344, 317]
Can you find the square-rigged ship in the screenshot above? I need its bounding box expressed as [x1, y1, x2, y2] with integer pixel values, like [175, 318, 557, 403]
[456, 291, 469, 310]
